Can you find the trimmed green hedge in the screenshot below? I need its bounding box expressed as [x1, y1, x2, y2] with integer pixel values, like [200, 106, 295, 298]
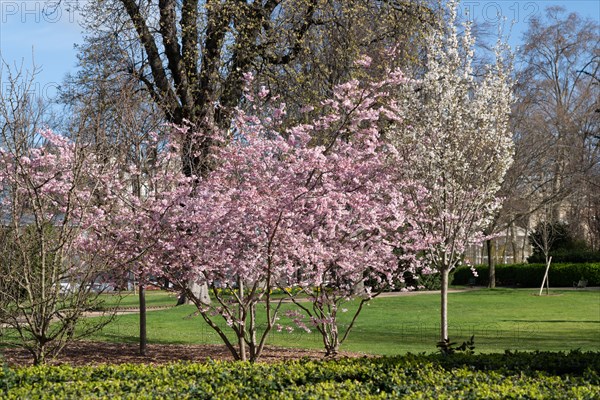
[1, 352, 599, 399]
[453, 263, 600, 287]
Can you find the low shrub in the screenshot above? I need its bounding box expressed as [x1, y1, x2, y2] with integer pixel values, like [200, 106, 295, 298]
[1, 351, 598, 399]
[452, 263, 600, 287]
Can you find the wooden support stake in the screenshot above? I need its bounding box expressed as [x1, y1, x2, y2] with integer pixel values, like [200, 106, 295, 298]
[539, 256, 552, 296]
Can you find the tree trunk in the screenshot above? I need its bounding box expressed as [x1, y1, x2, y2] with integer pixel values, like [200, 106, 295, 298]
[487, 239, 496, 288]
[510, 224, 518, 265]
[326, 343, 339, 358]
[33, 344, 46, 366]
[238, 278, 246, 362]
[440, 268, 450, 341]
[323, 322, 339, 358]
[139, 283, 147, 356]
[186, 280, 211, 305]
[521, 225, 530, 263]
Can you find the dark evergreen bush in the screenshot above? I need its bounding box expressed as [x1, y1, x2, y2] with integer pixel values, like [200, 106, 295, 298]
[527, 249, 600, 263]
[453, 263, 600, 287]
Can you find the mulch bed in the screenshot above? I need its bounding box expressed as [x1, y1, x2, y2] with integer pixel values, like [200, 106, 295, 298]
[2, 341, 369, 367]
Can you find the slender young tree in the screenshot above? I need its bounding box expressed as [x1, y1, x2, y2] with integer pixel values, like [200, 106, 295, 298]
[390, 0, 514, 343]
[0, 64, 118, 365]
[0, 129, 118, 365]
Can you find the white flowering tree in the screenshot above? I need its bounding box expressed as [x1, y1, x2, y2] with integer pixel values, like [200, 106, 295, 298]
[391, 0, 514, 343]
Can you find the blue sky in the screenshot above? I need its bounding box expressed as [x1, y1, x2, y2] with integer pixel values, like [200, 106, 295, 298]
[1, 0, 82, 102]
[0, 0, 599, 104]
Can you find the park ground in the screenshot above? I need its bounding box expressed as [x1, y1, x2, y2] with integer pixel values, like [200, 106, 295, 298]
[2, 286, 598, 366]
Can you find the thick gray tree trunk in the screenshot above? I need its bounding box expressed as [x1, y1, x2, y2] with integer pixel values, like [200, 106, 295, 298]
[187, 281, 211, 305]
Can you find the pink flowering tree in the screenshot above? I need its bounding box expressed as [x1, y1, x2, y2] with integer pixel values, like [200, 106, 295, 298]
[0, 130, 118, 365]
[168, 121, 403, 359]
[181, 70, 430, 358]
[84, 65, 426, 360]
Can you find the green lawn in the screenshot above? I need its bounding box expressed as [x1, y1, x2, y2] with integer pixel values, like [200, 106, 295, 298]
[98, 290, 179, 309]
[89, 288, 600, 355]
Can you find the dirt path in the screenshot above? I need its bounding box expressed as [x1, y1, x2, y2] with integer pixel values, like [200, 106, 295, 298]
[1, 341, 366, 367]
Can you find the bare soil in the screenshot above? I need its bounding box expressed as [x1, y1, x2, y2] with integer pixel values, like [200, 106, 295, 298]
[2, 341, 369, 367]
